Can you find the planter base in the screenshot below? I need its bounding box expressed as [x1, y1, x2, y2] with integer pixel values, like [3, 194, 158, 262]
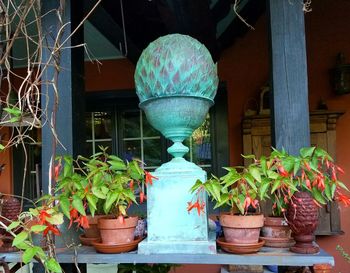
[138, 239, 216, 254]
[289, 234, 319, 254]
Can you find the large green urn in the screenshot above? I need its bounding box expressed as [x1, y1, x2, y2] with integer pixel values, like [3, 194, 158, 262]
[135, 34, 218, 254]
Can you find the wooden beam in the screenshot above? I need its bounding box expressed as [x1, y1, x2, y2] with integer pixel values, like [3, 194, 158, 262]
[84, 0, 141, 64]
[41, 0, 85, 193]
[267, 0, 310, 155]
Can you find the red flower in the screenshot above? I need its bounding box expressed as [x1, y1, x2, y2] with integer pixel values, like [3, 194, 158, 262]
[43, 224, 60, 236]
[277, 166, 289, 177]
[145, 171, 158, 186]
[38, 209, 50, 225]
[336, 192, 350, 207]
[74, 215, 90, 229]
[187, 199, 205, 216]
[54, 164, 61, 180]
[69, 208, 79, 228]
[140, 191, 146, 203]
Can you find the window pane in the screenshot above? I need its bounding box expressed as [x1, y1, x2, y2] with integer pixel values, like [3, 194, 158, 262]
[142, 112, 159, 137]
[184, 114, 211, 166]
[122, 140, 141, 162]
[85, 142, 93, 156]
[144, 139, 162, 167]
[94, 112, 112, 139]
[86, 113, 93, 140]
[122, 111, 140, 138]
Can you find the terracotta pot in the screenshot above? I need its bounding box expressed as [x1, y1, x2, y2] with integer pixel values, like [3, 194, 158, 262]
[313, 263, 332, 273]
[219, 213, 264, 244]
[98, 216, 138, 245]
[84, 215, 105, 238]
[286, 191, 319, 254]
[261, 216, 294, 248]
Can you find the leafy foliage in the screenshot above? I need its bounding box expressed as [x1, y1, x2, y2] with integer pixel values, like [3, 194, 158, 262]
[189, 146, 350, 216]
[55, 146, 150, 222]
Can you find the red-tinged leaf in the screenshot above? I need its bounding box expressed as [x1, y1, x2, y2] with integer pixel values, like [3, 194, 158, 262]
[337, 166, 345, 174]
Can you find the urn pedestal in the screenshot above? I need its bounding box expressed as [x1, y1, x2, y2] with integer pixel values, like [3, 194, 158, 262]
[135, 34, 218, 254]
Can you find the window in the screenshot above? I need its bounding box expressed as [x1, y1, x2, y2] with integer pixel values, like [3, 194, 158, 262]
[85, 109, 211, 171]
[85, 88, 228, 176]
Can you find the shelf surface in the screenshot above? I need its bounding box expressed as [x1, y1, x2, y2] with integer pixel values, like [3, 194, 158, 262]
[1, 246, 334, 266]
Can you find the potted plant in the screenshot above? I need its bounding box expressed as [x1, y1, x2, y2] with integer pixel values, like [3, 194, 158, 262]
[264, 147, 350, 253]
[55, 146, 154, 247]
[247, 147, 350, 253]
[188, 161, 266, 253]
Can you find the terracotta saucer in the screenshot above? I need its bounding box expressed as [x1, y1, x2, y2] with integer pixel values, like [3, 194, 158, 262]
[260, 236, 295, 248]
[92, 236, 144, 254]
[79, 234, 100, 246]
[216, 237, 265, 254]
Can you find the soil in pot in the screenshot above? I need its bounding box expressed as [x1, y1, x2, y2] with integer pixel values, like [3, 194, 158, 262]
[219, 213, 264, 244]
[98, 216, 138, 245]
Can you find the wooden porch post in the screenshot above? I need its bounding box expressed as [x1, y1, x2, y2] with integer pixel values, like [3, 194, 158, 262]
[41, 0, 85, 192]
[41, 0, 85, 193]
[267, 0, 310, 155]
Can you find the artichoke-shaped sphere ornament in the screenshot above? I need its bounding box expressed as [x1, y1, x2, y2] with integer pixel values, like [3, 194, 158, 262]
[135, 34, 219, 159]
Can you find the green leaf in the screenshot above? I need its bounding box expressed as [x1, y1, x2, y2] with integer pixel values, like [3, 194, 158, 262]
[108, 160, 127, 171]
[293, 159, 301, 175]
[267, 170, 279, 179]
[119, 205, 126, 216]
[213, 193, 230, 209]
[337, 181, 349, 192]
[4, 107, 22, 116]
[260, 156, 267, 175]
[259, 180, 270, 200]
[331, 183, 337, 198]
[59, 195, 70, 218]
[22, 247, 38, 264]
[312, 187, 327, 205]
[46, 213, 64, 225]
[104, 191, 119, 214]
[282, 156, 295, 173]
[244, 173, 257, 192]
[16, 242, 31, 250]
[7, 221, 21, 231]
[270, 180, 281, 194]
[314, 147, 330, 159]
[241, 154, 255, 159]
[0, 143, 5, 150]
[12, 231, 28, 247]
[46, 258, 62, 273]
[189, 179, 204, 193]
[92, 187, 107, 199]
[249, 167, 261, 183]
[30, 225, 47, 233]
[325, 183, 332, 201]
[300, 147, 316, 158]
[210, 180, 222, 201]
[86, 194, 97, 211]
[63, 156, 73, 177]
[72, 195, 86, 216]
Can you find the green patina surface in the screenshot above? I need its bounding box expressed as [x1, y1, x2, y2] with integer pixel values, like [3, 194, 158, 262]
[135, 34, 218, 254]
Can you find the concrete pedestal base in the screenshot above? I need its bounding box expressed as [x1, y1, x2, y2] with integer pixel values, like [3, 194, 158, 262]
[138, 239, 217, 254]
[140, 157, 215, 254]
